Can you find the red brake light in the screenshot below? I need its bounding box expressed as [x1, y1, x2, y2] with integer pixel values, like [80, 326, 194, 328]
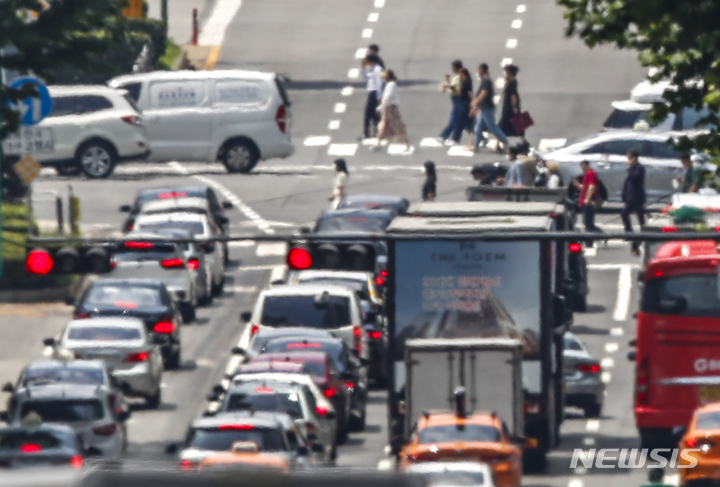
[70, 455, 83, 469]
[662, 226, 678, 232]
[686, 438, 698, 448]
[569, 243, 582, 253]
[158, 192, 188, 199]
[25, 250, 54, 275]
[76, 313, 90, 319]
[20, 443, 42, 453]
[124, 241, 153, 249]
[153, 322, 175, 334]
[375, 276, 385, 286]
[353, 325, 362, 353]
[323, 387, 337, 398]
[316, 406, 329, 416]
[354, 325, 361, 337]
[92, 423, 117, 436]
[654, 270, 663, 278]
[187, 259, 200, 270]
[344, 381, 356, 389]
[250, 324, 259, 335]
[121, 115, 143, 126]
[126, 351, 150, 363]
[161, 258, 185, 269]
[286, 342, 321, 349]
[578, 363, 601, 373]
[287, 247, 312, 270]
[276, 104, 287, 133]
[179, 459, 194, 470]
[255, 386, 274, 394]
[368, 331, 382, 339]
[381, 269, 388, 278]
[219, 424, 254, 430]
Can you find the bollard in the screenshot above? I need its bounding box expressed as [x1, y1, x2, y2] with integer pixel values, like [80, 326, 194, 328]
[56, 196, 64, 235]
[68, 185, 76, 236]
[191, 8, 198, 45]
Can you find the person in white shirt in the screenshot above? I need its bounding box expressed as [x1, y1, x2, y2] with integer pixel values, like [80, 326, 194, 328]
[375, 70, 409, 150]
[361, 54, 384, 139]
[329, 158, 349, 209]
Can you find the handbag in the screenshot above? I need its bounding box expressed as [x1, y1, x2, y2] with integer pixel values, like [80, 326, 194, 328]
[510, 111, 534, 134]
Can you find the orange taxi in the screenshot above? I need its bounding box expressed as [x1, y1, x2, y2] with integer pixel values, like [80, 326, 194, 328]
[398, 411, 523, 487]
[678, 402, 720, 485]
[197, 441, 289, 473]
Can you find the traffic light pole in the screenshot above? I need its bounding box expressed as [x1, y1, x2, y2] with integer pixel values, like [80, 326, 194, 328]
[0, 105, 3, 279]
[161, 0, 167, 23]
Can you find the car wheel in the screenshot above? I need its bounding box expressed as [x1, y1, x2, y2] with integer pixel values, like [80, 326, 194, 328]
[336, 425, 349, 444]
[181, 303, 196, 324]
[584, 401, 602, 418]
[165, 348, 181, 370]
[76, 140, 116, 178]
[573, 294, 588, 313]
[211, 276, 224, 297]
[146, 388, 161, 409]
[199, 272, 213, 306]
[330, 443, 338, 462]
[222, 140, 258, 173]
[55, 164, 81, 176]
[350, 408, 366, 432]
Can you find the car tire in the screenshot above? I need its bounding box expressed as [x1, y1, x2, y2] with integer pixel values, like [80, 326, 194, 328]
[211, 276, 224, 297]
[181, 303, 196, 324]
[336, 425, 349, 445]
[573, 294, 588, 313]
[55, 164, 82, 176]
[146, 388, 161, 409]
[330, 443, 338, 462]
[584, 401, 601, 418]
[350, 408, 366, 432]
[165, 348, 181, 370]
[222, 139, 258, 173]
[76, 140, 117, 179]
[199, 273, 213, 306]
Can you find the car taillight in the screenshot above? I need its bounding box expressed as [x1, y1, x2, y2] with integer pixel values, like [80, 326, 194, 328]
[276, 105, 287, 133]
[125, 241, 153, 249]
[524, 402, 540, 414]
[161, 258, 185, 269]
[353, 325, 363, 353]
[367, 331, 382, 339]
[76, 313, 90, 319]
[316, 406, 329, 416]
[126, 351, 150, 363]
[323, 387, 337, 398]
[179, 459, 195, 471]
[662, 226, 678, 232]
[93, 423, 117, 436]
[154, 321, 175, 333]
[375, 276, 385, 286]
[121, 115, 143, 126]
[344, 381, 356, 390]
[569, 242, 582, 253]
[187, 259, 200, 270]
[578, 363, 601, 373]
[636, 357, 649, 404]
[250, 324, 259, 335]
[219, 424, 254, 430]
[686, 438, 698, 447]
[70, 455, 83, 469]
[20, 443, 42, 453]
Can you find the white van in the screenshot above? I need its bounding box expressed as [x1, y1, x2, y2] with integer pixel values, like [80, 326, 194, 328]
[108, 70, 294, 173]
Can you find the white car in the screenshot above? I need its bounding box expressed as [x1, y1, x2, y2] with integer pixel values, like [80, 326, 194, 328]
[132, 212, 225, 296]
[404, 462, 496, 487]
[238, 284, 368, 362]
[2, 85, 149, 178]
[108, 70, 294, 173]
[538, 130, 711, 202]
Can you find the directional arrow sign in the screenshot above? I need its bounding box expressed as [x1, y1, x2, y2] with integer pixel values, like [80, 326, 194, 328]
[9, 77, 52, 126]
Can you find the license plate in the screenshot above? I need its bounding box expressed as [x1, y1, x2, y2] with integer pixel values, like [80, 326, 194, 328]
[698, 385, 720, 403]
[1, 127, 54, 155]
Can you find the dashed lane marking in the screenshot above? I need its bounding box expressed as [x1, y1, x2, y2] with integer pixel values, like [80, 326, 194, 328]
[610, 327, 624, 336]
[588, 264, 641, 270]
[584, 247, 597, 257]
[328, 143, 358, 157]
[568, 479, 583, 487]
[605, 342, 618, 353]
[601, 371, 612, 383]
[355, 48, 368, 59]
[228, 241, 255, 248]
[585, 420, 600, 432]
[387, 144, 415, 156]
[348, 68, 359, 79]
[198, 0, 243, 45]
[420, 137, 443, 148]
[377, 459, 394, 470]
[501, 57, 513, 67]
[601, 357, 615, 368]
[506, 38, 518, 48]
[613, 265, 632, 321]
[362, 28, 373, 38]
[303, 135, 331, 146]
[341, 86, 354, 96]
[328, 120, 341, 130]
[226, 285, 258, 293]
[374, 0, 385, 7]
[512, 19, 522, 28]
[236, 264, 280, 272]
[334, 102, 347, 113]
[368, 12, 379, 22]
[256, 242, 287, 257]
[516, 4, 526, 13]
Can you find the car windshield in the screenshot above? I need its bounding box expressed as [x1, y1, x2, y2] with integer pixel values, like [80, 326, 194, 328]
[83, 285, 162, 309]
[187, 427, 286, 452]
[602, 109, 650, 129]
[225, 389, 304, 419]
[260, 295, 351, 328]
[298, 278, 368, 297]
[642, 274, 720, 317]
[138, 190, 204, 206]
[67, 326, 142, 341]
[136, 221, 205, 236]
[20, 400, 104, 423]
[417, 424, 501, 444]
[22, 367, 104, 387]
[113, 243, 177, 263]
[0, 431, 65, 451]
[696, 411, 720, 430]
[315, 215, 389, 233]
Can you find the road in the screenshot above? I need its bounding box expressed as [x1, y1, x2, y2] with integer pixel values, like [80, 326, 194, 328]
[3, 0, 663, 485]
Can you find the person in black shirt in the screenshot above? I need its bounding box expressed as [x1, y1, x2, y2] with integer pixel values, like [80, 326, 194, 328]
[498, 64, 526, 142]
[422, 161, 437, 201]
[470, 63, 509, 151]
[621, 149, 646, 255]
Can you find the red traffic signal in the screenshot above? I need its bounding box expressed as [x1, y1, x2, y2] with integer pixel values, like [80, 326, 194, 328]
[25, 249, 54, 275]
[287, 247, 312, 270]
[25, 246, 112, 275]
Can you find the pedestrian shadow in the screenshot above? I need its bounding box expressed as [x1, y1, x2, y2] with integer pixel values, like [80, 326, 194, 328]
[582, 304, 607, 314]
[569, 324, 610, 336]
[362, 424, 383, 434]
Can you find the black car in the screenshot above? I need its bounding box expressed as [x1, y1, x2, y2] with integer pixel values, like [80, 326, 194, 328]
[69, 279, 183, 369]
[0, 423, 88, 469]
[262, 336, 368, 431]
[337, 195, 409, 216]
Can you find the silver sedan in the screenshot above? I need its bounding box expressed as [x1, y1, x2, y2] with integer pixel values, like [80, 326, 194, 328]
[563, 332, 604, 418]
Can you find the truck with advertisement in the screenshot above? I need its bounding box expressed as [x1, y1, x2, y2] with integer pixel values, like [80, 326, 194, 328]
[385, 214, 573, 468]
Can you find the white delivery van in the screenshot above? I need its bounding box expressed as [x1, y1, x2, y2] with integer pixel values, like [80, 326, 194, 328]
[108, 70, 294, 173]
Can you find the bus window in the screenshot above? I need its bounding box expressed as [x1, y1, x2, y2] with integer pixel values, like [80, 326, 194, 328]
[643, 274, 720, 317]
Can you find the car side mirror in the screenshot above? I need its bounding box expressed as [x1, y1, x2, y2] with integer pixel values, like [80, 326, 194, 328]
[86, 447, 103, 457]
[43, 338, 55, 347]
[222, 201, 233, 210]
[311, 442, 324, 453]
[297, 445, 309, 456]
[119, 205, 132, 213]
[627, 351, 636, 361]
[165, 443, 179, 455]
[1, 382, 13, 393]
[231, 347, 246, 356]
[64, 297, 75, 306]
[240, 311, 252, 323]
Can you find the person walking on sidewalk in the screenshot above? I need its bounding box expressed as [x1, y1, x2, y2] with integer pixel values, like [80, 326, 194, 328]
[498, 64, 526, 143]
[329, 158, 349, 209]
[361, 54, 384, 139]
[676, 153, 701, 193]
[438, 60, 468, 146]
[367, 44, 385, 69]
[574, 160, 602, 241]
[621, 149, 646, 255]
[422, 161, 437, 201]
[470, 63, 508, 152]
[375, 70, 410, 150]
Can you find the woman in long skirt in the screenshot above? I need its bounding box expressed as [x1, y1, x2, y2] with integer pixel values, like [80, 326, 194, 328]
[498, 64, 526, 142]
[375, 69, 410, 150]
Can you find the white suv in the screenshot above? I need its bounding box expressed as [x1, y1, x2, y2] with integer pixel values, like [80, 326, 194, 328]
[2, 85, 149, 179]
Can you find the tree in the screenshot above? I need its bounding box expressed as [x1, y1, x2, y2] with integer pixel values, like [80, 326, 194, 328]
[557, 0, 720, 155]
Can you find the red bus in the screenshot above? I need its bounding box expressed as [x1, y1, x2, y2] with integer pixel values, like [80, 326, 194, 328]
[633, 240, 720, 448]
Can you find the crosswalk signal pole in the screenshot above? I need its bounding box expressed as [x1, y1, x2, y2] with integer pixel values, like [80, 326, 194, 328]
[0, 106, 4, 279]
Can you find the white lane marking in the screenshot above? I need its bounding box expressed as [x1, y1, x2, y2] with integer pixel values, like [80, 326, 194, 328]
[568, 479, 583, 487]
[228, 240, 255, 248]
[341, 86, 354, 96]
[328, 143, 358, 156]
[303, 135, 331, 146]
[610, 327, 624, 336]
[582, 437, 595, 446]
[193, 175, 274, 234]
[387, 144, 415, 156]
[334, 102, 347, 114]
[538, 138, 568, 152]
[605, 342, 618, 353]
[328, 120, 341, 130]
[495, 77, 506, 90]
[601, 357, 615, 368]
[169, 161, 189, 174]
[588, 263, 641, 270]
[226, 285, 258, 293]
[501, 57, 513, 67]
[374, 0, 385, 7]
[160, 382, 168, 389]
[493, 95, 501, 105]
[506, 38, 518, 48]
[225, 355, 243, 377]
[447, 145, 474, 157]
[362, 137, 384, 146]
[256, 242, 287, 257]
[665, 474, 680, 486]
[601, 371, 612, 383]
[512, 19, 522, 29]
[516, 4, 526, 13]
[237, 264, 280, 271]
[198, 0, 243, 46]
[195, 358, 216, 367]
[368, 12, 379, 22]
[348, 68, 360, 79]
[586, 420, 600, 432]
[362, 28, 373, 38]
[377, 459, 394, 470]
[584, 247, 597, 257]
[355, 47, 368, 59]
[613, 265, 632, 321]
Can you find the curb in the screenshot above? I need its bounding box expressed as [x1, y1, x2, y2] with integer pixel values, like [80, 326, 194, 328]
[0, 275, 87, 304]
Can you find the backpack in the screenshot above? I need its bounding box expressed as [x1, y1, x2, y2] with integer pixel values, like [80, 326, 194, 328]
[597, 178, 608, 202]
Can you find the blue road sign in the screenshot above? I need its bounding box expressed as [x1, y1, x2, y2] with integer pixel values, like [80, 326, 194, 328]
[10, 77, 52, 126]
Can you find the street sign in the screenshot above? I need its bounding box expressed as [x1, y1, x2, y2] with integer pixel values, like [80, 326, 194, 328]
[9, 77, 52, 126]
[13, 155, 42, 185]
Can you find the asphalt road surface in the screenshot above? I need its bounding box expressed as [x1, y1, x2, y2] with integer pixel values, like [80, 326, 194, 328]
[5, 0, 664, 485]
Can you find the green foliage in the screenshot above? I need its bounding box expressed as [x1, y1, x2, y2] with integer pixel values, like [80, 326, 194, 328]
[557, 0, 720, 156]
[157, 37, 181, 71]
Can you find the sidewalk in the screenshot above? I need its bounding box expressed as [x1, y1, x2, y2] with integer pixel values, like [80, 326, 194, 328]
[145, 0, 215, 44]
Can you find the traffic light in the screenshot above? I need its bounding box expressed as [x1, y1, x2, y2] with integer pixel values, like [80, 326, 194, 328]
[287, 242, 377, 272]
[25, 246, 112, 275]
